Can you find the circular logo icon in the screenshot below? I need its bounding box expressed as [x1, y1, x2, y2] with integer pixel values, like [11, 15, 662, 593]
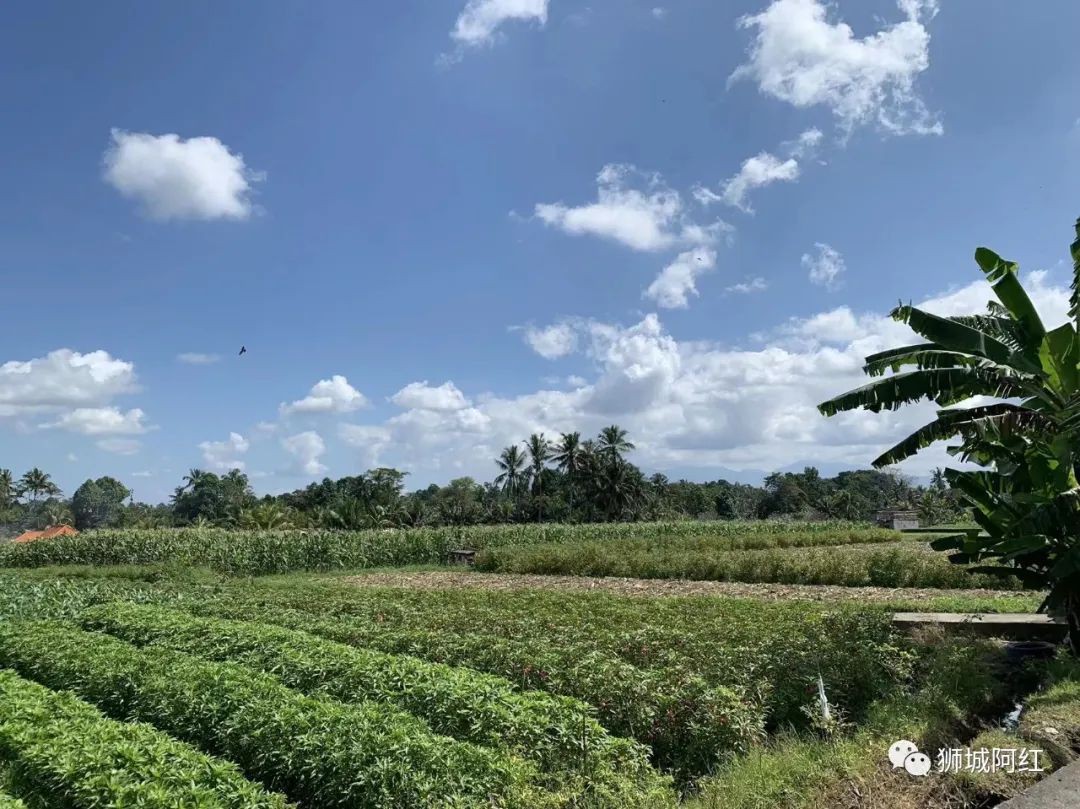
[904, 751, 932, 777]
[888, 740, 918, 769]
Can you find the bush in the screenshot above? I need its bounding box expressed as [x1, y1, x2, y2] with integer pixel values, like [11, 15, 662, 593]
[0, 668, 287, 808]
[79, 603, 674, 804]
[0, 620, 541, 808]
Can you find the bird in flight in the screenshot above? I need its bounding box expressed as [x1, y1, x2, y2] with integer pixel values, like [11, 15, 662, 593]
[238, 346, 247, 356]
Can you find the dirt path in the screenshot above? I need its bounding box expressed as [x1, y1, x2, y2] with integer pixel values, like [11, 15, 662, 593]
[340, 570, 1031, 604]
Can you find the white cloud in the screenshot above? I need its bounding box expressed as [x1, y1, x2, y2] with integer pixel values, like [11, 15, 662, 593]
[787, 127, 824, 157]
[199, 432, 249, 471]
[803, 242, 846, 289]
[652, 7, 668, 19]
[644, 247, 718, 309]
[103, 129, 262, 221]
[391, 381, 470, 411]
[281, 375, 368, 415]
[450, 0, 549, 46]
[522, 322, 580, 359]
[719, 152, 799, 213]
[132, 470, 153, 478]
[730, 0, 942, 137]
[97, 438, 141, 456]
[41, 407, 150, 436]
[66, 453, 78, 462]
[323, 270, 1069, 483]
[281, 431, 328, 476]
[566, 375, 588, 387]
[696, 128, 820, 213]
[0, 349, 137, 418]
[177, 353, 221, 365]
[535, 164, 722, 252]
[727, 276, 769, 294]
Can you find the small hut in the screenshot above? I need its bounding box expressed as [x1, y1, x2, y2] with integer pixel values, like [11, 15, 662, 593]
[874, 509, 920, 531]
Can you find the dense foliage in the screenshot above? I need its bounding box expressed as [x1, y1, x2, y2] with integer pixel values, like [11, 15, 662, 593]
[81, 603, 673, 804]
[0, 668, 287, 808]
[0, 620, 551, 808]
[819, 219, 1080, 651]
[0, 521, 889, 574]
[1, 427, 965, 538]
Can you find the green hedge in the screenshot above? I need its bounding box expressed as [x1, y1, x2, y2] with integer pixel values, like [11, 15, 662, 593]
[0, 621, 541, 808]
[0, 522, 888, 575]
[475, 543, 1025, 590]
[0, 668, 287, 808]
[79, 603, 674, 804]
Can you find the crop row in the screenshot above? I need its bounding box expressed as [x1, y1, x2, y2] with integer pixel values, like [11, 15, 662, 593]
[188, 584, 911, 779]
[475, 542, 1026, 590]
[0, 521, 890, 575]
[0, 620, 550, 808]
[0, 668, 288, 808]
[79, 603, 672, 802]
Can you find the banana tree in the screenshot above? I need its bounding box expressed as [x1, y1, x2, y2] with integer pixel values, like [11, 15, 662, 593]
[818, 218, 1080, 652]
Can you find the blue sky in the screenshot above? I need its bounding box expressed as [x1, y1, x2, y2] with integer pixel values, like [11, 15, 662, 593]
[2, 0, 1079, 503]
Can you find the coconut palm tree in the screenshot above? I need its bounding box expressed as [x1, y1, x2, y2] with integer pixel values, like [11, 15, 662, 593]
[18, 468, 59, 503]
[552, 432, 583, 517]
[598, 425, 635, 465]
[494, 445, 527, 497]
[0, 469, 16, 509]
[523, 433, 553, 524]
[181, 468, 208, 492]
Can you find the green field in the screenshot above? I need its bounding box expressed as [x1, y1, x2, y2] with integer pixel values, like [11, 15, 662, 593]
[0, 521, 1074, 808]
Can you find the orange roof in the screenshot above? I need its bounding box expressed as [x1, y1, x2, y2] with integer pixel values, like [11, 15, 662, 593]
[13, 525, 78, 544]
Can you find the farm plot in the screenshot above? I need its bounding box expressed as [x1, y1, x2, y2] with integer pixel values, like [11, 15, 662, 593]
[473, 535, 1029, 590]
[0, 521, 896, 575]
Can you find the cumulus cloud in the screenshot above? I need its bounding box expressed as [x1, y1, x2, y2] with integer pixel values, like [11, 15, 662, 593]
[330, 270, 1070, 483]
[803, 242, 846, 289]
[0, 349, 137, 418]
[103, 130, 262, 221]
[696, 128, 821, 213]
[281, 375, 367, 415]
[450, 0, 548, 47]
[521, 321, 580, 359]
[177, 353, 221, 365]
[730, 0, 942, 137]
[199, 432, 249, 471]
[41, 407, 150, 436]
[281, 431, 328, 476]
[727, 276, 769, 294]
[391, 381, 470, 411]
[644, 247, 718, 309]
[535, 164, 723, 252]
[652, 7, 668, 19]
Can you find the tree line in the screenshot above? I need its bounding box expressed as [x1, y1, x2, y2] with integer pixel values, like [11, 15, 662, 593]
[0, 424, 964, 535]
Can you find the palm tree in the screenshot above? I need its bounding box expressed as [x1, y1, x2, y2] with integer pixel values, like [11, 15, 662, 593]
[18, 468, 59, 502]
[0, 469, 16, 509]
[181, 468, 208, 492]
[598, 425, 635, 465]
[552, 432, 583, 518]
[524, 433, 553, 524]
[494, 445, 527, 497]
